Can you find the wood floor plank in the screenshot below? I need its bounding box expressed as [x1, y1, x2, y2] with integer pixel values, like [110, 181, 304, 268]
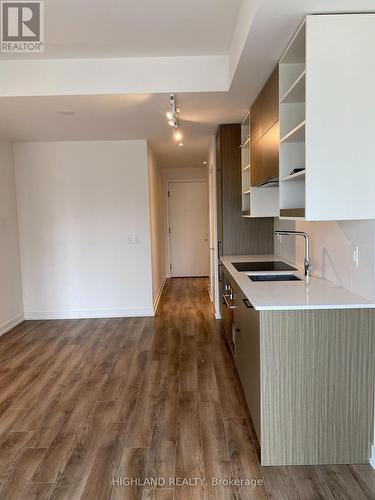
[348, 464, 375, 499]
[175, 395, 204, 499]
[199, 401, 236, 500]
[77, 422, 128, 500]
[146, 396, 178, 486]
[197, 342, 220, 403]
[0, 431, 31, 477]
[111, 447, 149, 500]
[20, 482, 56, 499]
[225, 417, 267, 499]
[290, 466, 334, 499]
[48, 402, 123, 500]
[261, 467, 300, 500]
[0, 447, 46, 500]
[318, 465, 367, 499]
[179, 336, 198, 394]
[213, 347, 244, 419]
[125, 360, 163, 448]
[32, 349, 115, 482]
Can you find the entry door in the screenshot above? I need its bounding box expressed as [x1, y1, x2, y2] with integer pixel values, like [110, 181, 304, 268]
[168, 180, 209, 277]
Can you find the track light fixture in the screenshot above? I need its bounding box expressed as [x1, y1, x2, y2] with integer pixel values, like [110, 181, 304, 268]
[166, 94, 184, 145]
[166, 94, 178, 128]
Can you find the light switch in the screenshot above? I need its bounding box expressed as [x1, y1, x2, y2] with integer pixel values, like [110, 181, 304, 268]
[128, 233, 140, 245]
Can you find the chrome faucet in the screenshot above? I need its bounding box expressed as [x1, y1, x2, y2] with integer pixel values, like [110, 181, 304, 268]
[275, 230, 312, 276]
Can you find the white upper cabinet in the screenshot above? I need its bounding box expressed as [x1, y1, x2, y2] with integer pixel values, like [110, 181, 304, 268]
[279, 14, 375, 221]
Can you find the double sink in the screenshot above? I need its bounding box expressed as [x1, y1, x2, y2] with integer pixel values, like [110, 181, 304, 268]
[232, 261, 302, 282]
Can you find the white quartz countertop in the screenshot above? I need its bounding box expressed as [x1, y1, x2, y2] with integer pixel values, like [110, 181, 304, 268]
[220, 255, 375, 311]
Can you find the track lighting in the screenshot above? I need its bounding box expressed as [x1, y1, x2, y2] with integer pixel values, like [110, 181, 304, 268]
[166, 94, 178, 128]
[166, 94, 185, 144]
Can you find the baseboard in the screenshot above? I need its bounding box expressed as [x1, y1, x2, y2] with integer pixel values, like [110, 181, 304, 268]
[24, 307, 154, 320]
[0, 314, 25, 336]
[153, 277, 167, 314]
[371, 446, 375, 469]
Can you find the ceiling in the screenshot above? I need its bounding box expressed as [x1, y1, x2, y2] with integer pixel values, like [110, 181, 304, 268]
[0, 0, 243, 60]
[0, 91, 245, 167]
[0, 0, 374, 168]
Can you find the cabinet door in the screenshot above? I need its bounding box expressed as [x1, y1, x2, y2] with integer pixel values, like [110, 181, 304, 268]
[261, 67, 279, 135]
[251, 95, 263, 145]
[262, 121, 279, 182]
[250, 137, 263, 186]
[235, 296, 261, 442]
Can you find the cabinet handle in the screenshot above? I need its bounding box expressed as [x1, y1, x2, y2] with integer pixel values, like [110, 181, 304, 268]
[243, 298, 254, 309]
[223, 294, 236, 310]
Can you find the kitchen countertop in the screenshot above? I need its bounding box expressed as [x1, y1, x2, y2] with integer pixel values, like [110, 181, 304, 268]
[220, 255, 375, 311]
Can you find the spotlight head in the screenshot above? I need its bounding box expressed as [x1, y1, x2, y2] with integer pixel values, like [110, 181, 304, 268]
[174, 130, 183, 141]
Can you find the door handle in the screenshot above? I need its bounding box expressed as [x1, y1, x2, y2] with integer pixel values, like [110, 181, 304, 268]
[223, 294, 236, 310]
[243, 298, 254, 309]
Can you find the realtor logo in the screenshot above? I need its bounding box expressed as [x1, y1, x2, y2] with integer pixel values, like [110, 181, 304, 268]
[1, 1, 44, 52]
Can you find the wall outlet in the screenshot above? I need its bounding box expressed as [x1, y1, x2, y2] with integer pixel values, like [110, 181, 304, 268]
[128, 233, 140, 245]
[352, 245, 359, 268]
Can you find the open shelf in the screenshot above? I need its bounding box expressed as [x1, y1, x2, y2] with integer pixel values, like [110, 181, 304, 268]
[280, 170, 305, 182]
[280, 121, 305, 143]
[280, 208, 305, 218]
[243, 189, 251, 195]
[280, 21, 306, 65]
[241, 137, 250, 149]
[242, 164, 250, 172]
[280, 70, 305, 103]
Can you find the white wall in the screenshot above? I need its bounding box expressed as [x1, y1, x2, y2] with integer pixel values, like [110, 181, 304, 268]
[148, 145, 166, 310]
[0, 138, 23, 334]
[275, 218, 375, 301]
[14, 140, 154, 319]
[162, 166, 208, 182]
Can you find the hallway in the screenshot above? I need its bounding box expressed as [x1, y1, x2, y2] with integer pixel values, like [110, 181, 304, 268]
[0, 279, 374, 499]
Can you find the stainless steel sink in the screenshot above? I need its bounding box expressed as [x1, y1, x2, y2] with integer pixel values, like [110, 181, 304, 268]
[249, 274, 302, 282]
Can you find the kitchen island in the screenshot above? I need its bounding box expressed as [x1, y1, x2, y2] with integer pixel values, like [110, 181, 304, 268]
[221, 255, 375, 466]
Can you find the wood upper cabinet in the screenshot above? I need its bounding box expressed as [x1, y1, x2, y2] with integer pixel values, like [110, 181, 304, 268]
[262, 121, 279, 183]
[250, 137, 263, 186]
[262, 68, 279, 135]
[216, 124, 274, 255]
[251, 66, 279, 186]
[250, 95, 263, 145]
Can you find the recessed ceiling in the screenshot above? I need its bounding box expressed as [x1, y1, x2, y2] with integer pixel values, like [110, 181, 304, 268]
[0, 92, 245, 168]
[0, 0, 243, 60]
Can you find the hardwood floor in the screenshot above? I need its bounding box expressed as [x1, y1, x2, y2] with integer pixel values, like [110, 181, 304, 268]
[0, 278, 374, 499]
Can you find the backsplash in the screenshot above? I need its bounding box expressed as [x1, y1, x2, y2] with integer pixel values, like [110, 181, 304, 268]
[274, 218, 375, 301]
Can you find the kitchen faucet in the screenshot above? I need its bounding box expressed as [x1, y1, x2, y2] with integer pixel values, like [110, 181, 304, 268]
[274, 230, 312, 276]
